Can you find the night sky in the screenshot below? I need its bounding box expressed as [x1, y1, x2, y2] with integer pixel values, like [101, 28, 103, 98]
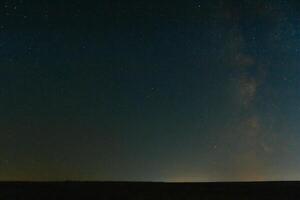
[2, 0, 300, 182]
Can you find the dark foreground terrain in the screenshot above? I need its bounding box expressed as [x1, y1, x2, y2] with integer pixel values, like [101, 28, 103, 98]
[1, 181, 300, 199]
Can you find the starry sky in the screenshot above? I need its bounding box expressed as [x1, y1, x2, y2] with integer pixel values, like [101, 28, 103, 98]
[2, 0, 300, 182]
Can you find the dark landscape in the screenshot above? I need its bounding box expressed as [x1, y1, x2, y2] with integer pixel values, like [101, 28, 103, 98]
[1, 181, 300, 199]
[3, 1, 300, 199]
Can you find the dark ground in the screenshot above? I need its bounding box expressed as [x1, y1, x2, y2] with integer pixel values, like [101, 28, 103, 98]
[0, 181, 300, 199]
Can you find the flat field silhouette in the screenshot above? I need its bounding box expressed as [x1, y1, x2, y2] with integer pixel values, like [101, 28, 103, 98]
[0, 181, 299, 199]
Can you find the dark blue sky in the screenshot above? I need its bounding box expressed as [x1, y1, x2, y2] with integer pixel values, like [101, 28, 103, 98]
[1, 0, 300, 181]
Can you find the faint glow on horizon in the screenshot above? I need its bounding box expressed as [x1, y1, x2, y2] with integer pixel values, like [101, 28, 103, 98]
[163, 174, 213, 183]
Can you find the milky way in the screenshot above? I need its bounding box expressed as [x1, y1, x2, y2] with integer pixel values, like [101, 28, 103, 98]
[1, 0, 300, 181]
